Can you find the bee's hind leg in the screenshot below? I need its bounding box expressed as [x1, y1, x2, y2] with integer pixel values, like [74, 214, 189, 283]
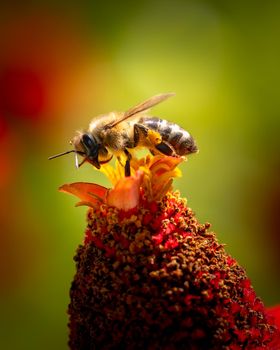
[124, 149, 132, 177]
[155, 141, 177, 157]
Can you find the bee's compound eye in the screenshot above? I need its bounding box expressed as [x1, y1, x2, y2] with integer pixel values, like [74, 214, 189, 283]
[81, 133, 99, 159]
[82, 134, 95, 149]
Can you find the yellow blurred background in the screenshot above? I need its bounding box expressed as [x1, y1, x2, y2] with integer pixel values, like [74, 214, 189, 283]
[0, 1, 279, 349]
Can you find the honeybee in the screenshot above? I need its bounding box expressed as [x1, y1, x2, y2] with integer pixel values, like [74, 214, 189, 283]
[49, 93, 198, 176]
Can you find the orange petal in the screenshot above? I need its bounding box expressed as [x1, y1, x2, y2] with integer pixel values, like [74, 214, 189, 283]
[59, 182, 108, 206]
[107, 171, 144, 210]
[150, 156, 184, 176]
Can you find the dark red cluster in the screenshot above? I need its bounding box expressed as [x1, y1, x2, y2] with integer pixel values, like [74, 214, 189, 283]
[68, 192, 279, 349]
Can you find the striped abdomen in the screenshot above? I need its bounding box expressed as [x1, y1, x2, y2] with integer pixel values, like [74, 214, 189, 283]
[140, 117, 198, 156]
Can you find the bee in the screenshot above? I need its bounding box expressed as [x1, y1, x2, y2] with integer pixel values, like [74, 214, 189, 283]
[49, 93, 198, 176]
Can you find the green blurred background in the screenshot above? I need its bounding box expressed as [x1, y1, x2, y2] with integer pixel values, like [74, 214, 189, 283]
[0, 1, 279, 349]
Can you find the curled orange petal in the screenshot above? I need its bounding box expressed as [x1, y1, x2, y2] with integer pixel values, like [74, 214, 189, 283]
[107, 171, 144, 210]
[133, 155, 183, 201]
[59, 182, 108, 207]
[149, 155, 184, 175]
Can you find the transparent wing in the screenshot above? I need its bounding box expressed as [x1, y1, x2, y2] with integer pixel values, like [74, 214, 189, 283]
[107, 92, 175, 128]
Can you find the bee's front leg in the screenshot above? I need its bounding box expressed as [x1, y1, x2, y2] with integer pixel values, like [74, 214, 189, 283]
[124, 149, 132, 177]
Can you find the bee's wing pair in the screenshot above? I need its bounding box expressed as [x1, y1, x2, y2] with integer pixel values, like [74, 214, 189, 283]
[107, 92, 175, 128]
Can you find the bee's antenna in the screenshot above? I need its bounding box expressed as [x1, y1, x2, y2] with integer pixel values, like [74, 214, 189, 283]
[48, 150, 77, 160]
[48, 150, 85, 160]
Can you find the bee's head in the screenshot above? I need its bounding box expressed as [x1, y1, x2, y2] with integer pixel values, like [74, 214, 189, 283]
[75, 132, 101, 169]
[48, 132, 101, 168]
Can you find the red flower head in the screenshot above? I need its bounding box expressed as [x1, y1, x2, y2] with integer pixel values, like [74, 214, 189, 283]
[60, 155, 280, 349]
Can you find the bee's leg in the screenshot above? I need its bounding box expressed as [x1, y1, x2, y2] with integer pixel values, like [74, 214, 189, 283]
[134, 123, 175, 157]
[133, 124, 149, 146]
[124, 149, 132, 177]
[155, 141, 177, 157]
[99, 154, 113, 165]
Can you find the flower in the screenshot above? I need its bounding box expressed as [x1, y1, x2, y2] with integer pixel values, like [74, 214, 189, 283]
[60, 155, 280, 349]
